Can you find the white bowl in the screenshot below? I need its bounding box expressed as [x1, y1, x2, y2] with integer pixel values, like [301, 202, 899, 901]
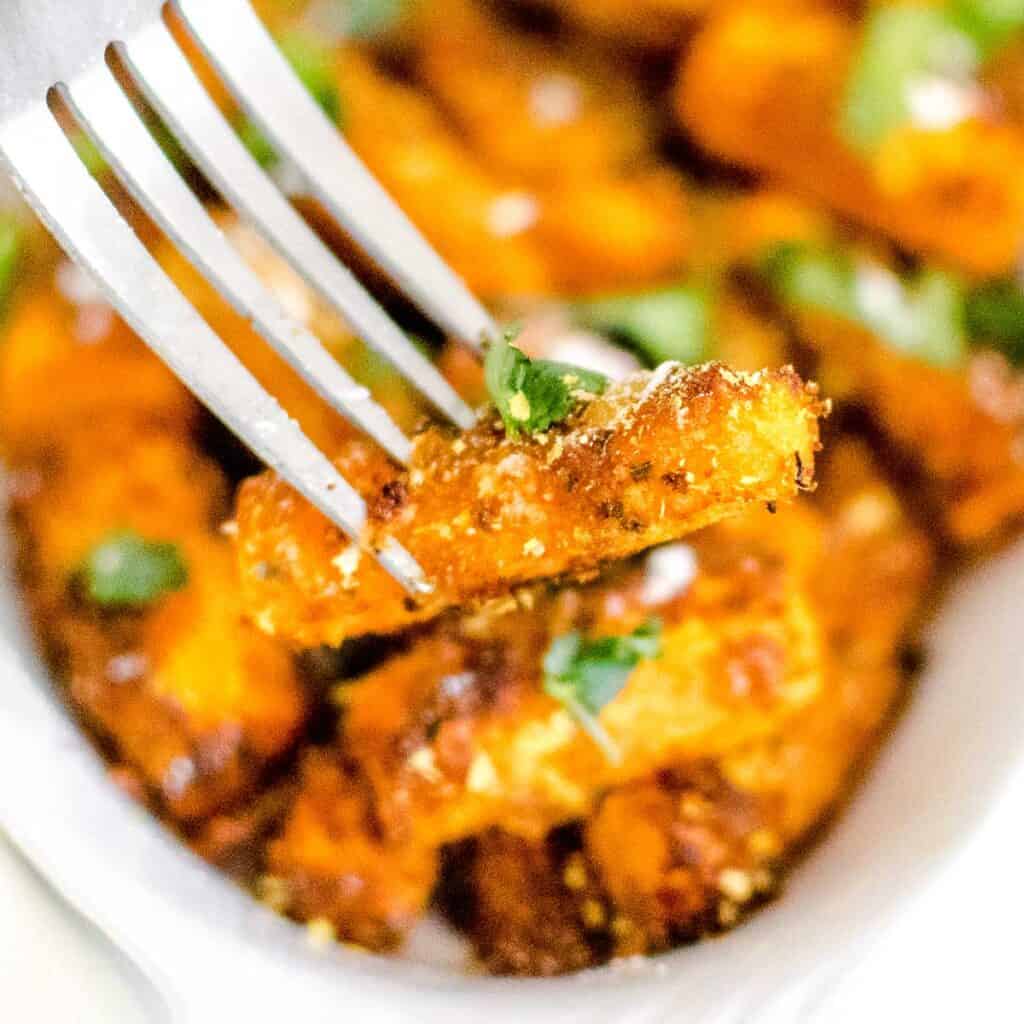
[2, 502, 1023, 1023]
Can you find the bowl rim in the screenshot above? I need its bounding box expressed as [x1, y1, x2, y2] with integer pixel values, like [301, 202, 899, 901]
[3, 512, 1024, 1022]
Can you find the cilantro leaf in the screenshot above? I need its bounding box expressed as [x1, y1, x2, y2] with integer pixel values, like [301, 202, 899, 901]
[346, 0, 412, 38]
[240, 31, 343, 168]
[542, 619, 662, 761]
[574, 283, 713, 367]
[964, 277, 1024, 365]
[760, 241, 967, 368]
[760, 242, 859, 320]
[484, 329, 607, 436]
[82, 531, 188, 608]
[860, 265, 967, 367]
[840, 5, 979, 155]
[0, 216, 23, 312]
[950, 0, 1024, 60]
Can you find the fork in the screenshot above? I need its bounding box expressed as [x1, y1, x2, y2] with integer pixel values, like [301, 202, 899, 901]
[0, 0, 499, 595]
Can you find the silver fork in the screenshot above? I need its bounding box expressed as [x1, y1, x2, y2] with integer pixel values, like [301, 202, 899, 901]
[0, 0, 498, 595]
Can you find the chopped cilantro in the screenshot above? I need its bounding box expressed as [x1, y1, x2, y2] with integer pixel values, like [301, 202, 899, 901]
[950, 0, 1024, 59]
[81, 531, 188, 608]
[965, 277, 1024, 365]
[840, 4, 980, 155]
[484, 329, 607, 436]
[0, 216, 23, 311]
[542, 619, 662, 761]
[345, 0, 411, 38]
[574, 283, 713, 367]
[241, 31, 343, 168]
[761, 242, 859, 321]
[860, 266, 967, 367]
[760, 241, 967, 367]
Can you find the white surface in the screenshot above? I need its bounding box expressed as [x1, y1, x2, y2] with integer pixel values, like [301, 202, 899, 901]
[0, 833, 159, 1022]
[2, 786, 1022, 1022]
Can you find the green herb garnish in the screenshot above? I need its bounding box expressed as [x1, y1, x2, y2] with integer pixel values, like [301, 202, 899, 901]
[840, 1, 1024, 156]
[862, 266, 967, 367]
[81, 531, 188, 608]
[840, 4, 981, 155]
[0, 216, 23, 312]
[542, 619, 662, 762]
[484, 329, 607, 436]
[574, 284, 713, 367]
[760, 241, 967, 367]
[964, 277, 1024, 365]
[241, 31, 343, 168]
[950, 0, 1024, 59]
[761, 242, 859, 321]
[345, 0, 412, 38]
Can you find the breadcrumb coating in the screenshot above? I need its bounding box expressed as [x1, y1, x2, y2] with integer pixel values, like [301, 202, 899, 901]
[236, 362, 825, 646]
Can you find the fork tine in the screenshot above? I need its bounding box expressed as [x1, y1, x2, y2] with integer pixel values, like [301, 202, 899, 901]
[60, 62, 413, 467]
[172, 0, 498, 349]
[119, 19, 476, 431]
[0, 104, 429, 596]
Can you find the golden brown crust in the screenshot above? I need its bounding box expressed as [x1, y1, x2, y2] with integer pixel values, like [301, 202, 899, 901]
[0, 283, 195, 456]
[444, 442, 932, 966]
[266, 751, 438, 951]
[801, 310, 1024, 544]
[457, 830, 601, 975]
[2, 278, 307, 823]
[25, 537, 305, 822]
[679, 3, 1024, 275]
[337, 516, 825, 851]
[236, 362, 826, 646]
[584, 764, 777, 954]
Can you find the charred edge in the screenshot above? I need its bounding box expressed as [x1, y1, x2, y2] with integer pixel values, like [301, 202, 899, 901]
[372, 480, 409, 520]
[794, 452, 812, 492]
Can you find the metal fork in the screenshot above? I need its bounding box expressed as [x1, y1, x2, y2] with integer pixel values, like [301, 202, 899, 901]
[0, 0, 498, 594]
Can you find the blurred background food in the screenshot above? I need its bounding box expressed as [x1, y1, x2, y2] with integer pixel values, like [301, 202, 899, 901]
[2, 0, 1023, 976]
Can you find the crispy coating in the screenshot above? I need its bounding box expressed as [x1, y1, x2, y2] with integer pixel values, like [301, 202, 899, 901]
[3, 276, 307, 822]
[0, 276, 194, 455]
[456, 829, 602, 975]
[717, 442, 933, 839]
[678, 3, 1024, 275]
[453, 443, 931, 965]
[32, 535, 305, 821]
[799, 310, 1024, 543]
[449, 764, 773, 975]
[584, 764, 775, 955]
[13, 425, 225, 598]
[266, 751, 439, 951]
[340, 521, 825, 850]
[705, 186, 1024, 544]
[236, 362, 825, 646]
